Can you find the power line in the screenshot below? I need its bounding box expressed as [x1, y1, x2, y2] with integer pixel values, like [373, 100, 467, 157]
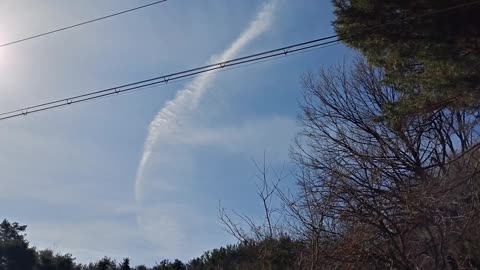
[0, 0, 168, 48]
[0, 36, 340, 121]
[1, 0, 479, 121]
[13, 41, 340, 114]
[1, 34, 338, 118]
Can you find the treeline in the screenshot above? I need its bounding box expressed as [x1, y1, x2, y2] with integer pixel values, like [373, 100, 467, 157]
[0, 219, 302, 270]
[2, 1, 480, 269]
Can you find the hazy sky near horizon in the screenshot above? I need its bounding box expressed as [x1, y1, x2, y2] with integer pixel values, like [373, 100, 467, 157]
[0, 0, 352, 266]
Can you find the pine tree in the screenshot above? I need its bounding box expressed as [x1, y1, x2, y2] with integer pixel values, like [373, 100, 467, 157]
[333, 0, 480, 114]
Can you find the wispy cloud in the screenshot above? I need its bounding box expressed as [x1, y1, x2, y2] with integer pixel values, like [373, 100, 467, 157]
[135, 1, 277, 201]
[133, 115, 297, 259]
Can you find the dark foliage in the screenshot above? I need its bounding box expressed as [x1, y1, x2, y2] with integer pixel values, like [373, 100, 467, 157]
[0, 219, 36, 270]
[333, 0, 480, 114]
[0, 219, 301, 270]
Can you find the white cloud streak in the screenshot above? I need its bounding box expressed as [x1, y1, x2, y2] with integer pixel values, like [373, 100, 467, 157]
[134, 1, 277, 201]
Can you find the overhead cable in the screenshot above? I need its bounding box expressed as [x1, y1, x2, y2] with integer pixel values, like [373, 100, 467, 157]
[0, 0, 168, 48]
[1, 0, 479, 121]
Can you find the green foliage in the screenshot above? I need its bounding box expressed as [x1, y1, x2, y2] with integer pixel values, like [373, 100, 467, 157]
[94, 257, 117, 270]
[152, 259, 184, 270]
[118, 258, 130, 270]
[0, 219, 302, 270]
[186, 237, 301, 270]
[333, 0, 480, 113]
[0, 219, 36, 270]
[36, 249, 75, 270]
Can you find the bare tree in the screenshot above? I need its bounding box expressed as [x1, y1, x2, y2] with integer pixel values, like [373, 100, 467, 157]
[218, 154, 305, 270]
[288, 59, 480, 269]
[218, 59, 480, 269]
[218, 154, 286, 242]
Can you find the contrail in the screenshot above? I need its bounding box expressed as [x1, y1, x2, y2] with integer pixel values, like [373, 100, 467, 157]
[135, 1, 276, 201]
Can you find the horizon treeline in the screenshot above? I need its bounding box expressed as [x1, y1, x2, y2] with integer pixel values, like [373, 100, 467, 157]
[2, 1, 480, 269]
[0, 219, 302, 270]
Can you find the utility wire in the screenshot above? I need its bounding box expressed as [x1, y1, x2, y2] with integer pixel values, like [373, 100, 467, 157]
[0, 0, 168, 48]
[90, 40, 343, 103]
[0, 36, 340, 120]
[1, 0, 479, 121]
[0, 34, 338, 119]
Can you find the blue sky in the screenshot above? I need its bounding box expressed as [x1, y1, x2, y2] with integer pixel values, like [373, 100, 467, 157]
[0, 0, 353, 266]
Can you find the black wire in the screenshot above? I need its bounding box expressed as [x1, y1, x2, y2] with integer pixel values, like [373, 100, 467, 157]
[0, 37, 341, 120]
[1, 0, 479, 121]
[81, 42, 342, 103]
[0, 0, 168, 48]
[0, 35, 340, 118]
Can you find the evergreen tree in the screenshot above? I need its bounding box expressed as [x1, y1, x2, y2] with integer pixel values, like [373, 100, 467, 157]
[94, 257, 116, 270]
[333, 0, 480, 114]
[36, 249, 75, 270]
[0, 219, 36, 270]
[119, 258, 131, 270]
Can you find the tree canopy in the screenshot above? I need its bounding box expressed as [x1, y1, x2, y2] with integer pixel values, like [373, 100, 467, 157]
[332, 0, 480, 114]
[0, 219, 36, 270]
